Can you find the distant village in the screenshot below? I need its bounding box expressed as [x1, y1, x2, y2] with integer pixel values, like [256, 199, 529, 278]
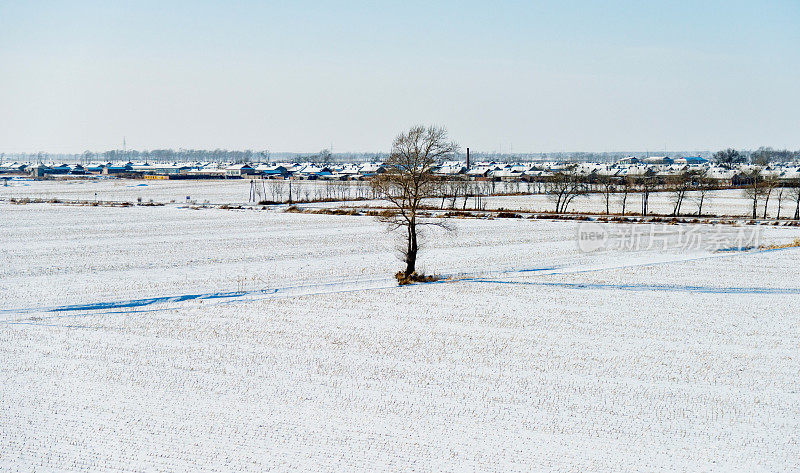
[2, 155, 800, 187]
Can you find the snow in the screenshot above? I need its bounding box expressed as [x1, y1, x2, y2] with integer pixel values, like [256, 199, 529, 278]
[0, 178, 372, 206]
[2, 201, 800, 471]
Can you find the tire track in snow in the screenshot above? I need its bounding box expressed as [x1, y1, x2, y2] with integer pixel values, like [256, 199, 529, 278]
[463, 279, 800, 295]
[2, 245, 797, 326]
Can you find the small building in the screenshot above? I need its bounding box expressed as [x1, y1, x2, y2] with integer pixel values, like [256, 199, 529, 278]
[434, 164, 466, 177]
[358, 163, 386, 175]
[86, 163, 107, 174]
[258, 165, 290, 179]
[466, 166, 492, 179]
[103, 163, 134, 175]
[490, 169, 524, 181]
[69, 164, 88, 175]
[224, 164, 257, 178]
[616, 157, 640, 165]
[673, 156, 709, 166]
[29, 164, 50, 178]
[0, 162, 27, 174]
[48, 164, 72, 175]
[295, 165, 333, 180]
[642, 156, 673, 165]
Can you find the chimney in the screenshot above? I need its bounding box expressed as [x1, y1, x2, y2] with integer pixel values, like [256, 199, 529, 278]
[466, 147, 470, 171]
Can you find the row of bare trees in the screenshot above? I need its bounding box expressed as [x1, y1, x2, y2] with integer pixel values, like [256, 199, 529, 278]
[545, 168, 800, 218]
[741, 169, 800, 220]
[257, 179, 378, 203]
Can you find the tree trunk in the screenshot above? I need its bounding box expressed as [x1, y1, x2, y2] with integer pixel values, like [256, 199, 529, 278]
[795, 192, 800, 220]
[697, 193, 705, 216]
[641, 192, 648, 216]
[621, 190, 628, 216]
[404, 222, 418, 277]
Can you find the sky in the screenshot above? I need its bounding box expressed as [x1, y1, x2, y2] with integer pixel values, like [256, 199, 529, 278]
[1, 0, 799, 154]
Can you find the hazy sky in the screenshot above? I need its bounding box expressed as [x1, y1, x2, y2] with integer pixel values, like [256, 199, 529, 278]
[1, 0, 799, 153]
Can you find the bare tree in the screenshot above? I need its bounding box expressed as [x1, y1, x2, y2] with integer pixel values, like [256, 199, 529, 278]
[292, 178, 304, 203]
[318, 148, 332, 163]
[437, 180, 449, 209]
[775, 185, 786, 220]
[598, 175, 616, 215]
[752, 147, 773, 166]
[761, 175, 779, 219]
[713, 148, 744, 169]
[547, 166, 587, 213]
[460, 180, 472, 210]
[669, 171, 692, 216]
[619, 175, 633, 216]
[269, 180, 285, 202]
[694, 171, 715, 216]
[371, 126, 458, 279]
[636, 174, 657, 216]
[447, 179, 461, 209]
[791, 180, 800, 220]
[742, 168, 766, 219]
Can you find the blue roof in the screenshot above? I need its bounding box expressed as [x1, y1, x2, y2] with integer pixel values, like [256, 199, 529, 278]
[682, 156, 709, 164]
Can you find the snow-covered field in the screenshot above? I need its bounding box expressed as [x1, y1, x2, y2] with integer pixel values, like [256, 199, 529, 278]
[0, 177, 370, 206]
[2, 177, 795, 218]
[2, 201, 800, 471]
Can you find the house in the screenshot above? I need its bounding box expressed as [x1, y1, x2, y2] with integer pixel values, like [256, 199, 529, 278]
[86, 163, 108, 174]
[0, 162, 27, 174]
[466, 166, 492, 179]
[48, 164, 72, 175]
[642, 156, 673, 165]
[187, 164, 226, 178]
[29, 164, 50, 178]
[656, 164, 689, 178]
[358, 163, 386, 175]
[434, 163, 467, 177]
[616, 157, 640, 165]
[103, 162, 134, 175]
[617, 165, 652, 178]
[69, 164, 88, 175]
[595, 165, 621, 178]
[490, 169, 524, 181]
[256, 165, 290, 179]
[337, 165, 361, 180]
[706, 167, 736, 185]
[777, 167, 800, 182]
[673, 156, 709, 166]
[131, 163, 191, 176]
[224, 164, 257, 178]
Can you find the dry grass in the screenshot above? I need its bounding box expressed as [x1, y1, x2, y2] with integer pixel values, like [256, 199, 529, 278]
[760, 238, 800, 251]
[395, 271, 440, 285]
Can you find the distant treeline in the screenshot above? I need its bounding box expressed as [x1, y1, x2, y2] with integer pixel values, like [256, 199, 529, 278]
[2, 147, 799, 165]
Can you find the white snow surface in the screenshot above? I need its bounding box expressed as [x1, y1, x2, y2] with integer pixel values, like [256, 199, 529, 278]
[2, 201, 800, 471]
